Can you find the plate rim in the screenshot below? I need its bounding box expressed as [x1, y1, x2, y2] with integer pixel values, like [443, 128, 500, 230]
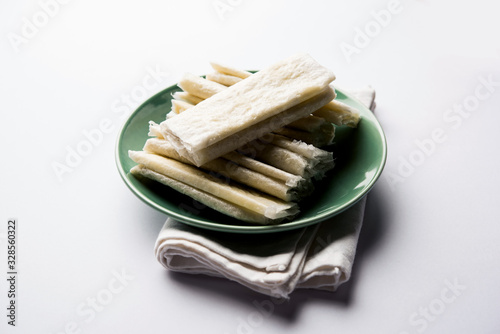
[115, 84, 387, 234]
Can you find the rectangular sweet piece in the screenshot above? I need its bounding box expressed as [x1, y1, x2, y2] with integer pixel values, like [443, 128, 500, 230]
[172, 91, 204, 105]
[163, 87, 335, 166]
[177, 73, 226, 99]
[128, 151, 298, 220]
[130, 165, 283, 224]
[143, 137, 308, 201]
[209, 61, 252, 79]
[222, 151, 307, 187]
[206, 72, 243, 86]
[313, 100, 361, 128]
[171, 99, 194, 114]
[161, 53, 335, 165]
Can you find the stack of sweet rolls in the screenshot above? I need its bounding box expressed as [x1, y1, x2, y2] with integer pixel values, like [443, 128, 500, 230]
[129, 54, 361, 224]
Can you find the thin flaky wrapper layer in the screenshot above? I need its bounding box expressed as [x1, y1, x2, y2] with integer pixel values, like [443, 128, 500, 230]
[143, 137, 311, 202]
[209, 61, 252, 79]
[172, 91, 203, 105]
[148, 122, 309, 189]
[239, 136, 334, 181]
[177, 73, 226, 100]
[162, 86, 335, 166]
[161, 53, 335, 161]
[130, 165, 283, 224]
[206, 72, 243, 86]
[222, 151, 307, 188]
[273, 126, 335, 147]
[313, 100, 361, 128]
[128, 151, 299, 221]
[268, 134, 333, 160]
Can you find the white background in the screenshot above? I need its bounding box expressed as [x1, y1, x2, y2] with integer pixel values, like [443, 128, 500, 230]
[1, 0, 500, 333]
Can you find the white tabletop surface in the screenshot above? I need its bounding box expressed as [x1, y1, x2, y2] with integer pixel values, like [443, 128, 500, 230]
[2, 0, 500, 333]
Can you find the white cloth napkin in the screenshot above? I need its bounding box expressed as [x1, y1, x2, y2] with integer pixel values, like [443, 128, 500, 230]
[154, 87, 376, 299]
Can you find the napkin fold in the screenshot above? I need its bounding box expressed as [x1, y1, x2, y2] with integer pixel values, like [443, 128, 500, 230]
[154, 87, 376, 298]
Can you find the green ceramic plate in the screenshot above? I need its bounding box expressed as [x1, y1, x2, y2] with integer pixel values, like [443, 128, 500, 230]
[115, 83, 387, 233]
